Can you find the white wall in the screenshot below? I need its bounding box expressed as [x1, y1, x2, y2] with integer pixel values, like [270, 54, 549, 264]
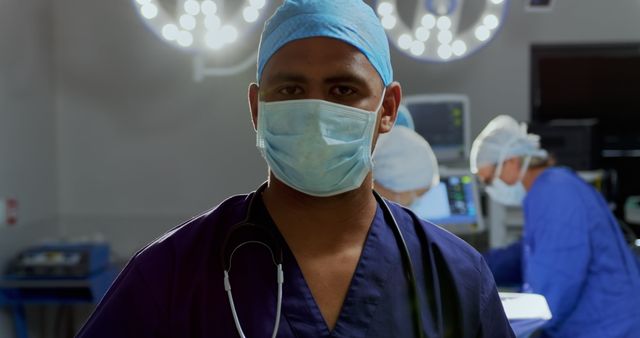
[54, 0, 266, 257]
[0, 0, 636, 336]
[51, 0, 640, 258]
[0, 0, 57, 336]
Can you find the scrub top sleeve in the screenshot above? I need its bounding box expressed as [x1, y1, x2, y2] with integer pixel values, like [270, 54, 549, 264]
[483, 240, 523, 286]
[477, 257, 516, 337]
[76, 260, 166, 338]
[525, 203, 589, 330]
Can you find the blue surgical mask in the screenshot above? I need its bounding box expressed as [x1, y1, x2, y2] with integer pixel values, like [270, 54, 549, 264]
[485, 156, 531, 207]
[256, 92, 385, 197]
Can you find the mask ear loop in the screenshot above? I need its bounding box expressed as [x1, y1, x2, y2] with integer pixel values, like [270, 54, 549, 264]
[494, 134, 532, 181]
[494, 139, 514, 180]
[375, 87, 387, 114]
[518, 155, 532, 181]
[369, 87, 389, 159]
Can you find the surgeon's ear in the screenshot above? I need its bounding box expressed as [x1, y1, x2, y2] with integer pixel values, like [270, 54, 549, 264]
[378, 82, 401, 134]
[248, 83, 260, 131]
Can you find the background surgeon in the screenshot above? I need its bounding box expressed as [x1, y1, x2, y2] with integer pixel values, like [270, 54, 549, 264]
[76, 1, 514, 337]
[373, 125, 439, 208]
[472, 115, 640, 338]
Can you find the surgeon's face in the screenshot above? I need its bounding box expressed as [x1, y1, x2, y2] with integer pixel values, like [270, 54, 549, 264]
[248, 37, 401, 142]
[477, 157, 522, 186]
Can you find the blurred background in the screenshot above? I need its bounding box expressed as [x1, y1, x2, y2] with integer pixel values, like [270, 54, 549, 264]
[1, 0, 639, 337]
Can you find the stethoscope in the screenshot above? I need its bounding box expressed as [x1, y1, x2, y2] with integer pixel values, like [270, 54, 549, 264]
[221, 182, 427, 338]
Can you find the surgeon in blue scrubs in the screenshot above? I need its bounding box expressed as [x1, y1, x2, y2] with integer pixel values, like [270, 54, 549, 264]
[472, 115, 640, 338]
[77, 1, 514, 337]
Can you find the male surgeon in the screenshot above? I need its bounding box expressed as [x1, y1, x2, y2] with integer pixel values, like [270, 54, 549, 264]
[77, 1, 514, 337]
[472, 115, 640, 338]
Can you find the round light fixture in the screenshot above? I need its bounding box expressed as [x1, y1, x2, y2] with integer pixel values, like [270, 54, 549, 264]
[132, 0, 270, 79]
[131, 0, 267, 53]
[376, 0, 509, 62]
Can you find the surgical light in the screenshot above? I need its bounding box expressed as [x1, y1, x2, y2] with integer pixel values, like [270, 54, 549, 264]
[436, 16, 452, 31]
[415, 27, 430, 42]
[410, 41, 426, 56]
[398, 34, 413, 50]
[381, 15, 397, 29]
[201, 1, 217, 15]
[140, 3, 158, 19]
[475, 26, 491, 41]
[204, 15, 221, 30]
[180, 14, 197, 31]
[377, 2, 394, 16]
[162, 24, 179, 41]
[132, 0, 267, 52]
[437, 30, 453, 44]
[183, 1, 200, 16]
[437, 44, 453, 59]
[243, 7, 260, 23]
[452, 40, 467, 56]
[375, 0, 508, 62]
[177, 31, 194, 47]
[421, 14, 436, 29]
[220, 25, 238, 44]
[205, 30, 224, 50]
[132, 0, 269, 79]
[483, 15, 499, 30]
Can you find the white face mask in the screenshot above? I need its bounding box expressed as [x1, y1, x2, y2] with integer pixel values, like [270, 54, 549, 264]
[485, 156, 531, 207]
[256, 90, 385, 197]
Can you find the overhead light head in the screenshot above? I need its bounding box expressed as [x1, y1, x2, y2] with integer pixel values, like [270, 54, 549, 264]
[376, 0, 508, 62]
[132, 0, 267, 52]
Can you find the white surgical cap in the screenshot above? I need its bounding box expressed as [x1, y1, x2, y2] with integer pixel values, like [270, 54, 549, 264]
[470, 115, 548, 173]
[395, 104, 415, 130]
[373, 126, 440, 192]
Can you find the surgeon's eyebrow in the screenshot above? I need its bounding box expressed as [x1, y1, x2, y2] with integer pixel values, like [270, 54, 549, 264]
[324, 74, 371, 88]
[266, 72, 374, 88]
[266, 72, 309, 85]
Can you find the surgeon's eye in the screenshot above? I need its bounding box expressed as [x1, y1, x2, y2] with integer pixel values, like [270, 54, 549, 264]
[330, 85, 357, 97]
[278, 86, 303, 96]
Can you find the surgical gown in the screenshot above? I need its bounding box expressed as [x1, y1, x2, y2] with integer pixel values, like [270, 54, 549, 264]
[77, 190, 514, 338]
[522, 168, 640, 337]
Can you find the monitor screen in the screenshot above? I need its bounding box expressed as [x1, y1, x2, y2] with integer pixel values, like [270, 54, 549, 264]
[412, 174, 478, 225]
[531, 44, 640, 137]
[404, 95, 469, 163]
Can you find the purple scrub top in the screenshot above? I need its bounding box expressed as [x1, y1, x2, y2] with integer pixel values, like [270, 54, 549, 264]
[77, 189, 514, 338]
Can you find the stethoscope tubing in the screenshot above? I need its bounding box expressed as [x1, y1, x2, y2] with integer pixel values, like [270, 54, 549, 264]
[221, 183, 428, 338]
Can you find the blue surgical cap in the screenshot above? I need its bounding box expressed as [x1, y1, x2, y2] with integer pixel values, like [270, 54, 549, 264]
[257, 0, 393, 86]
[395, 104, 415, 130]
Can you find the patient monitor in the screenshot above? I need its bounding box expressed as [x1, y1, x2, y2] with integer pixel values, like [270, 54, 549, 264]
[412, 168, 485, 234]
[403, 94, 470, 165]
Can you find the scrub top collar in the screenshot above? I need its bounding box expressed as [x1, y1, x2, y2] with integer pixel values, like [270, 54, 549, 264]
[251, 191, 399, 337]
